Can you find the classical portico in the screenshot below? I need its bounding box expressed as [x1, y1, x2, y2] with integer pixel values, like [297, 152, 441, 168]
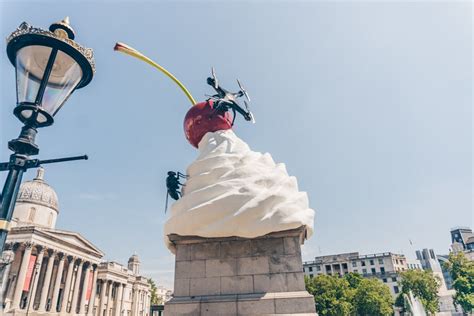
[0, 168, 150, 316]
[3, 238, 102, 315]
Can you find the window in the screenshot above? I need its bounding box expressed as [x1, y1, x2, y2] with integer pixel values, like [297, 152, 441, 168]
[361, 261, 366, 266]
[353, 269, 358, 273]
[316, 266, 321, 271]
[396, 259, 399, 264]
[309, 267, 313, 272]
[370, 259, 374, 265]
[309, 274, 313, 278]
[392, 277, 397, 282]
[28, 207, 36, 221]
[48, 213, 53, 226]
[362, 268, 367, 274]
[378, 258, 384, 264]
[382, 278, 387, 283]
[371, 268, 376, 274]
[380, 267, 385, 274]
[352, 261, 357, 267]
[394, 286, 399, 294]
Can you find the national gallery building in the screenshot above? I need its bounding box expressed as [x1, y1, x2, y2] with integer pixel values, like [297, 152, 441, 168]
[0, 168, 150, 316]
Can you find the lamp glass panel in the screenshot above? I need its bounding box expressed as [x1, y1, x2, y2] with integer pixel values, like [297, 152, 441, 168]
[15, 45, 51, 104]
[42, 50, 82, 116]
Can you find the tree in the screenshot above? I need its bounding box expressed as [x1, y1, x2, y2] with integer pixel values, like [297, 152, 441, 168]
[443, 252, 474, 314]
[398, 269, 440, 315]
[147, 278, 163, 305]
[353, 278, 394, 316]
[305, 274, 354, 316]
[344, 272, 363, 289]
[305, 273, 394, 316]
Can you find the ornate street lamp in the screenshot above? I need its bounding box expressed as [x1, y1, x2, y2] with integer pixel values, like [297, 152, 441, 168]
[0, 18, 94, 251]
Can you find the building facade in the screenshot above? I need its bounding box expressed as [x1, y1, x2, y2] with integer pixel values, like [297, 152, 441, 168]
[303, 252, 407, 297]
[154, 286, 172, 304]
[0, 168, 150, 316]
[416, 248, 456, 314]
[450, 226, 474, 260]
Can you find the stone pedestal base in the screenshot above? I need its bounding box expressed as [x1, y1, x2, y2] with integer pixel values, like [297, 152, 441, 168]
[165, 226, 316, 315]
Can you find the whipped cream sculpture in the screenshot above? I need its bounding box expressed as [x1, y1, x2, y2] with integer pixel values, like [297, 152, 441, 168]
[163, 129, 314, 250]
[114, 43, 315, 251]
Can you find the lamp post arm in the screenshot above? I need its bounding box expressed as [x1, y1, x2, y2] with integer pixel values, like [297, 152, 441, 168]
[36, 154, 88, 166]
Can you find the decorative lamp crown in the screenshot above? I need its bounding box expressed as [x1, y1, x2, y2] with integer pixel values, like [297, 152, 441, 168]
[6, 18, 95, 128]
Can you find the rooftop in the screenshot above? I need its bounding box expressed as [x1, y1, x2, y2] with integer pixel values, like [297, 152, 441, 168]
[303, 252, 405, 265]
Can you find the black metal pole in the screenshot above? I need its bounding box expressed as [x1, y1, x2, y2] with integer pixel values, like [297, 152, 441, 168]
[39, 155, 88, 165]
[0, 154, 27, 253]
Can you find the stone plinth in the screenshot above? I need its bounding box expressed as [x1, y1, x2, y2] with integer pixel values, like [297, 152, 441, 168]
[165, 226, 316, 315]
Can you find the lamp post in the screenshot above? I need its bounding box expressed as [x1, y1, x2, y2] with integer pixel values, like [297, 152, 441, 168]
[0, 18, 95, 251]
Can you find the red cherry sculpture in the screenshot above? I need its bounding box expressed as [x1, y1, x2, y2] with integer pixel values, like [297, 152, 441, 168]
[184, 100, 232, 148]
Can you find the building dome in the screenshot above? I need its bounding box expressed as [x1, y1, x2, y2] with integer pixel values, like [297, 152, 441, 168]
[17, 167, 58, 211]
[128, 253, 140, 275]
[12, 167, 59, 229]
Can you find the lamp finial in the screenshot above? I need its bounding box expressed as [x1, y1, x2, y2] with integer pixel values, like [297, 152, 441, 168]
[49, 17, 75, 40]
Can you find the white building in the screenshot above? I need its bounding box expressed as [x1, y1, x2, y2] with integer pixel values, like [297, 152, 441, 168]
[0, 168, 150, 316]
[406, 258, 422, 270]
[303, 252, 407, 297]
[154, 286, 172, 304]
[415, 248, 457, 315]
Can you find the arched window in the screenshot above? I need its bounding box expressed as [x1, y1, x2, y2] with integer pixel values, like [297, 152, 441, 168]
[28, 207, 36, 222]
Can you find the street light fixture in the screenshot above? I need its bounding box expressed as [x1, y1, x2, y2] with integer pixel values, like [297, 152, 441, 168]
[0, 18, 95, 251]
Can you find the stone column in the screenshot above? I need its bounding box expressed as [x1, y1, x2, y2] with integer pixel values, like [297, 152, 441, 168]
[87, 266, 98, 316]
[105, 282, 113, 316]
[27, 246, 44, 310]
[98, 280, 107, 316]
[60, 257, 75, 314]
[11, 243, 33, 308]
[70, 260, 84, 314]
[79, 263, 91, 314]
[38, 250, 56, 312]
[51, 253, 66, 312]
[134, 289, 140, 316]
[114, 283, 123, 316]
[130, 288, 136, 316]
[0, 243, 14, 309]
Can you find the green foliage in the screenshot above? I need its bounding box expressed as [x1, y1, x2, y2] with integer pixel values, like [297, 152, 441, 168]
[443, 252, 474, 314]
[147, 278, 163, 305]
[353, 278, 394, 316]
[305, 273, 393, 316]
[305, 274, 353, 316]
[399, 269, 440, 315]
[344, 272, 363, 289]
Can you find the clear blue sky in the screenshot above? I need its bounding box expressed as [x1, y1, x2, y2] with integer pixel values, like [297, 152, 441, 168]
[1, 1, 472, 289]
